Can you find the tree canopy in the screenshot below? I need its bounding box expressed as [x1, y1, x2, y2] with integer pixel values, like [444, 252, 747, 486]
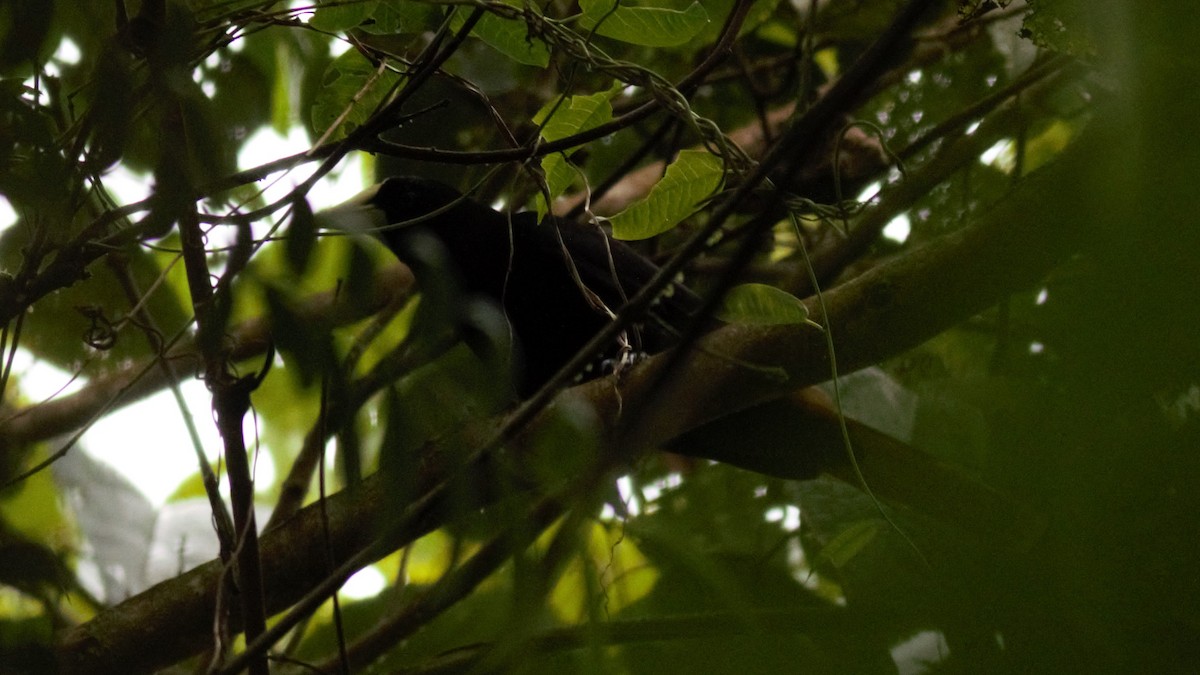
[0, 0, 1197, 672]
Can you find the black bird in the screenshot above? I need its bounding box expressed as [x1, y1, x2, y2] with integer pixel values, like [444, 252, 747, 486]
[337, 176, 702, 395]
[325, 178, 1030, 537]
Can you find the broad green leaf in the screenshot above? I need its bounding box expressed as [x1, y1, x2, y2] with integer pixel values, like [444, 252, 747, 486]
[246, 359, 323, 466]
[533, 88, 617, 142]
[609, 149, 724, 240]
[816, 519, 882, 571]
[0, 226, 191, 371]
[451, 5, 550, 68]
[1020, 0, 1095, 56]
[532, 88, 617, 216]
[716, 283, 810, 326]
[1023, 119, 1077, 174]
[361, 0, 439, 34]
[579, 0, 709, 47]
[1, 464, 67, 541]
[311, 49, 403, 141]
[270, 40, 292, 134]
[406, 530, 459, 584]
[534, 153, 579, 219]
[309, 0, 378, 32]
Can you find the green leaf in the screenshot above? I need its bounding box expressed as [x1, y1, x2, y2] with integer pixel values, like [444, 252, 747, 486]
[816, 520, 882, 571]
[534, 153, 579, 219]
[85, 47, 136, 171]
[309, 0, 379, 32]
[532, 88, 618, 216]
[578, 0, 709, 47]
[451, 5, 550, 68]
[1020, 0, 1095, 56]
[716, 283, 810, 326]
[609, 149, 723, 240]
[311, 49, 403, 142]
[360, 0, 438, 34]
[534, 88, 617, 142]
[270, 40, 293, 134]
[0, 228, 191, 371]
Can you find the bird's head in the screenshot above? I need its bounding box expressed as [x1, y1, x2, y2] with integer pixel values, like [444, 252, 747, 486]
[358, 176, 470, 227]
[317, 175, 463, 236]
[319, 176, 511, 259]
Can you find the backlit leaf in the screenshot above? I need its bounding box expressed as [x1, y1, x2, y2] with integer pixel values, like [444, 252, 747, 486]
[717, 283, 810, 326]
[579, 0, 709, 47]
[609, 149, 723, 240]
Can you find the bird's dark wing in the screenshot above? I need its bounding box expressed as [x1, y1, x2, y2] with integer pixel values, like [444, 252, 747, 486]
[358, 176, 701, 394]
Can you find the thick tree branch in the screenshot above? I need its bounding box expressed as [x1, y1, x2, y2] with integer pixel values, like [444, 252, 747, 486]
[589, 136, 1099, 452]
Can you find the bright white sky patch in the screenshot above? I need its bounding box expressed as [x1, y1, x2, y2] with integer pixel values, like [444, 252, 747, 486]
[40, 37, 82, 79]
[782, 505, 800, 531]
[892, 630, 948, 674]
[82, 378, 279, 506]
[290, 0, 317, 22]
[0, 195, 16, 230]
[8, 349, 218, 506]
[855, 180, 882, 203]
[616, 474, 640, 516]
[342, 565, 387, 600]
[237, 126, 368, 213]
[102, 164, 154, 205]
[83, 378, 224, 505]
[883, 213, 911, 243]
[55, 37, 81, 65]
[765, 505, 801, 532]
[980, 138, 1016, 173]
[11, 348, 86, 401]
